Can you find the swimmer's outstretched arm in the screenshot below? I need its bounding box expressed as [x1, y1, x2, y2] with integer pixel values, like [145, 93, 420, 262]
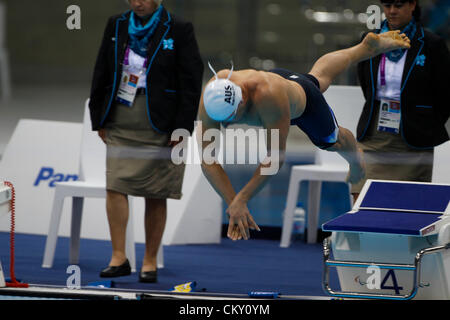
[197, 94, 289, 241]
[226, 121, 288, 241]
[196, 100, 259, 241]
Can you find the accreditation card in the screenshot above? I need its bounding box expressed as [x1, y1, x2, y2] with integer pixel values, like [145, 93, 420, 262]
[377, 99, 401, 134]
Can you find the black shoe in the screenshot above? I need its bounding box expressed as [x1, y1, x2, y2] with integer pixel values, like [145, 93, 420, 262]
[139, 270, 157, 283]
[99, 259, 131, 278]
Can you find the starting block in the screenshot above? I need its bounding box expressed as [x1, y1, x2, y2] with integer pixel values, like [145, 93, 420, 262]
[322, 180, 450, 300]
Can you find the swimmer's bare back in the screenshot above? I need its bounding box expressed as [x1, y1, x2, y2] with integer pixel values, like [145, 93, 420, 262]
[214, 69, 308, 125]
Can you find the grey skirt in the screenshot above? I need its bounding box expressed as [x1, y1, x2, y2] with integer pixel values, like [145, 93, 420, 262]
[351, 130, 433, 194]
[105, 95, 185, 199]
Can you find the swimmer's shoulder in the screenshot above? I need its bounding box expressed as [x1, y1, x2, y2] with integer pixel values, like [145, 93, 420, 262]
[253, 77, 286, 108]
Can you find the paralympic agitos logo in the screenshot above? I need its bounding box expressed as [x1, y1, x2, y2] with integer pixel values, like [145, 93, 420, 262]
[224, 85, 235, 105]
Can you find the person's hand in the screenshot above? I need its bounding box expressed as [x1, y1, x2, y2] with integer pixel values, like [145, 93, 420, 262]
[226, 198, 260, 240]
[98, 129, 107, 144]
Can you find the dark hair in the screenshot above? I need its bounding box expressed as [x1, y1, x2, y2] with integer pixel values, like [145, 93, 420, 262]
[380, 0, 421, 21]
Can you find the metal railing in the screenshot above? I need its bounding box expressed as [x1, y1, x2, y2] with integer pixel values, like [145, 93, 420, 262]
[322, 236, 450, 300]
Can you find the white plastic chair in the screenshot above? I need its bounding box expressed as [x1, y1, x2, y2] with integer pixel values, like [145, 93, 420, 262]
[281, 151, 352, 246]
[432, 140, 450, 184]
[280, 86, 364, 247]
[42, 99, 163, 271]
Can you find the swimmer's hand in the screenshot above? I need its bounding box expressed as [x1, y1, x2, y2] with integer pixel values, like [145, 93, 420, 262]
[346, 148, 366, 185]
[226, 198, 260, 241]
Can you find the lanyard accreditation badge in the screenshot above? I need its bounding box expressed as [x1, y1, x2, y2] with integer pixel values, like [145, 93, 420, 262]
[378, 99, 401, 134]
[377, 55, 401, 134]
[116, 47, 148, 107]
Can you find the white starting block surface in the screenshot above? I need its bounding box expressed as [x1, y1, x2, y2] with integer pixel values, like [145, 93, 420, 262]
[0, 181, 11, 218]
[321, 180, 450, 300]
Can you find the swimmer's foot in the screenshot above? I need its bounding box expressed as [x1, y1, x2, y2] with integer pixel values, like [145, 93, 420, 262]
[363, 30, 411, 56]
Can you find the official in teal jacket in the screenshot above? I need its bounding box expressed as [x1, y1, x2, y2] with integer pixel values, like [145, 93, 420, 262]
[88, 0, 204, 283]
[352, 0, 449, 197]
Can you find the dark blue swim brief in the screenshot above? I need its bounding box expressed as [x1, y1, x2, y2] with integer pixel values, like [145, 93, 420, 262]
[269, 68, 339, 149]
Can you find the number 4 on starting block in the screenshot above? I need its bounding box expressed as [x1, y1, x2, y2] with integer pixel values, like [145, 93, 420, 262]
[380, 270, 403, 295]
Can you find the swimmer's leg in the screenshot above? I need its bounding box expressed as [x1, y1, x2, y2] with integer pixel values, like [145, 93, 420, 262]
[309, 31, 411, 93]
[325, 126, 366, 185]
